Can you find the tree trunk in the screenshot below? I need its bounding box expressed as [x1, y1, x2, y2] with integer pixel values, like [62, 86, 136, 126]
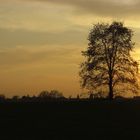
[109, 75, 113, 100]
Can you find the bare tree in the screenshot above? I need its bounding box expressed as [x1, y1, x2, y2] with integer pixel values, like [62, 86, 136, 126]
[80, 21, 139, 100]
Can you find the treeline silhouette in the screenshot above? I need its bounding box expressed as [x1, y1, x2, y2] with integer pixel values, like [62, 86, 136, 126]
[0, 89, 140, 103]
[0, 90, 66, 102]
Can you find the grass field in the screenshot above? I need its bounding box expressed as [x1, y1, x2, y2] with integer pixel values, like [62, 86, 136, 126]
[0, 100, 140, 139]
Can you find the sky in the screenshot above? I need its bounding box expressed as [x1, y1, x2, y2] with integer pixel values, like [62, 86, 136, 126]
[0, 0, 140, 97]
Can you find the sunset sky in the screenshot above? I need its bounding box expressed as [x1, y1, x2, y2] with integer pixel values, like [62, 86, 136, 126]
[0, 0, 140, 97]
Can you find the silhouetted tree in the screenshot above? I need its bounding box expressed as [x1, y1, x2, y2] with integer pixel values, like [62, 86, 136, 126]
[77, 94, 80, 100]
[38, 90, 50, 98]
[38, 90, 64, 99]
[69, 95, 72, 99]
[49, 90, 64, 99]
[21, 95, 31, 101]
[89, 93, 94, 100]
[0, 94, 6, 101]
[80, 21, 139, 100]
[12, 95, 19, 100]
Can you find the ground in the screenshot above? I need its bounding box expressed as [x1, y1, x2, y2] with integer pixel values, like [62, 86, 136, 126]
[0, 99, 140, 140]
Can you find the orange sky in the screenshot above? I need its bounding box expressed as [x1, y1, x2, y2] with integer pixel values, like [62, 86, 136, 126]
[0, 0, 140, 97]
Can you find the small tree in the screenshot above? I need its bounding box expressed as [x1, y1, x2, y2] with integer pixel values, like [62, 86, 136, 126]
[80, 21, 139, 100]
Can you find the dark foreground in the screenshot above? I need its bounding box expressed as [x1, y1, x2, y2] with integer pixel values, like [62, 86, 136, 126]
[0, 100, 140, 140]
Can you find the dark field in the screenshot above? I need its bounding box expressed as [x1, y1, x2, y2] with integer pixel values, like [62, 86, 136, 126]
[1, 100, 140, 140]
